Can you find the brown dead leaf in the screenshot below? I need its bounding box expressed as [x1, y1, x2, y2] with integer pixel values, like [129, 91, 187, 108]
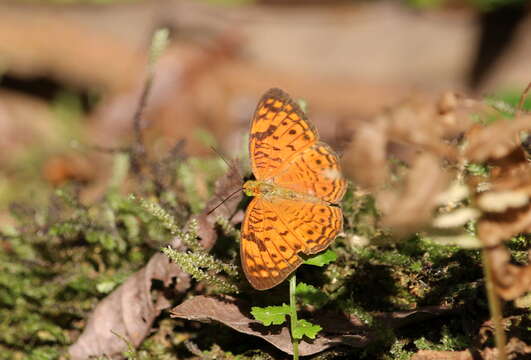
[68, 252, 189, 359]
[412, 337, 531, 360]
[478, 212, 531, 300]
[478, 218, 531, 301]
[412, 349, 474, 360]
[386, 97, 458, 160]
[343, 92, 471, 190]
[464, 111, 531, 301]
[172, 296, 456, 356]
[465, 115, 531, 163]
[341, 92, 483, 235]
[342, 117, 388, 189]
[478, 205, 531, 249]
[379, 153, 449, 234]
[374, 305, 455, 329]
[171, 295, 370, 356]
[68, 162, 243, 359]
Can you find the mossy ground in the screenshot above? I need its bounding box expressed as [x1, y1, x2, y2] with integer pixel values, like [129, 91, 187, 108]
[1, 152, 528, 360]
[0, 85, 530, 359]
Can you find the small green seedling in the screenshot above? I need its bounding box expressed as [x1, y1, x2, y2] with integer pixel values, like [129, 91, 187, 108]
[251, 249, 336, 359]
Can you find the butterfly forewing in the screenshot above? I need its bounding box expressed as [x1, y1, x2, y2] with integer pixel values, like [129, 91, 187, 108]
[273, 142, 347, 203]
[249, 88, 318, 180]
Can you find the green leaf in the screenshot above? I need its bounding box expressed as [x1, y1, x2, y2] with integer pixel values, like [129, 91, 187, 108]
[295, 282, 329, 308]
[292, 319, 322, 340]
[251, 304, 290, 326]
[303, 249, 337, 267]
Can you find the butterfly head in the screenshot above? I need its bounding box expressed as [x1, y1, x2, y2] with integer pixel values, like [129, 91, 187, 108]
[243, 180, 274, 198]
[242, 180, 259, 197]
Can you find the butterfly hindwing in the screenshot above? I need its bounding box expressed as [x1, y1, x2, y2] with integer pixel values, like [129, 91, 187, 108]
[267, 199, 343, 255]
[240, 197, 342, 290]
[241, 198, 303, 290]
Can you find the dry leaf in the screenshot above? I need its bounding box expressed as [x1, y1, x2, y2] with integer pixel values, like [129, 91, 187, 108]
[412, 349, 474, 360]
[68, 253, 189, 359]
[386, 98, 458, 160]
[412, 337, 531, 360]
[379, 153, 449, 233]
[463, 112, 531, 301]
[171, 295, 369, 356]
[342, 117, 388, 189]
[341, 92, 478, 235]
[69, 162, 242, 359]
[478, 207, 531, 301]
[172, 296, 455, 356]
[465, 115, 531, 163]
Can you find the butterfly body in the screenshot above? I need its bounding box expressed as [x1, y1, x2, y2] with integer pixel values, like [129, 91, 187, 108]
[243, 180, 324, 203]
[241, 88, 346, 290]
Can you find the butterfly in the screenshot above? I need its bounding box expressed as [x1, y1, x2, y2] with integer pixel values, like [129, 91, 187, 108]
[241, 88, 346, 290]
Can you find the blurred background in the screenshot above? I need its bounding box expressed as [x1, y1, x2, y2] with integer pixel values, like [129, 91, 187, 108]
[1, 0, 530, 225]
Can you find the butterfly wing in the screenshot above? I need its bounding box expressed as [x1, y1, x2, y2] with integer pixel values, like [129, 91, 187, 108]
[249, 88, 318, 180]
[269, 198, 343, 255]
[273, 142, 347, 203]
[241, 198, 303, 290]
[241, 197, 343, 290]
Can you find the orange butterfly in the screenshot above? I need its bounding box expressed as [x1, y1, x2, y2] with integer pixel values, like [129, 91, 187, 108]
[241, 88, 346, 290]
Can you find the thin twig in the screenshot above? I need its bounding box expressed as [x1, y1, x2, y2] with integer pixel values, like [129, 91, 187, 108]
[516, 82, 531, 153]
[130, 74, 153, 175]
[131, 28, 170, 177]
[289, 274, 299, 360]
[482, 249, 508, 360]
[515, 81, 531, 118]
[90, 145, 130, 154]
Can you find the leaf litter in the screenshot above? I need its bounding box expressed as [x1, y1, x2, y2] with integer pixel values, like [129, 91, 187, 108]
[171, 295, 457, 356]
[68, 162, 242, 359]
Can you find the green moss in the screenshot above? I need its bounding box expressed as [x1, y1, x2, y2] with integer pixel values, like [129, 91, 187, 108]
[0, 164, 192, 356]
[414, 325, 470, 351]
[386, 340, 413, 360]
[465, 163, 490, 177]
[507, 234, 530, 264]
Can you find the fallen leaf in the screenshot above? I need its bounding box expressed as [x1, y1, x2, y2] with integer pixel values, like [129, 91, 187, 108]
[171, 296, 456, 356]
[68, 252, 188, 359]
[342, 117, 388, 189]
[411, 337, 531, 360]
[379, 153, 449, 234]
[468, 116, 531, 301]
[171, 295, 370, 356]
[465, 115, 531, 163]
[69, 162, 242, 359]
[412, 349, 474, 360]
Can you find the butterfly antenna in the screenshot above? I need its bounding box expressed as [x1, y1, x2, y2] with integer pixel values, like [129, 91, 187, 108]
[210, 146, 233, 168]
[210, 145, 244, 179]
[206, 187, 243, 216]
